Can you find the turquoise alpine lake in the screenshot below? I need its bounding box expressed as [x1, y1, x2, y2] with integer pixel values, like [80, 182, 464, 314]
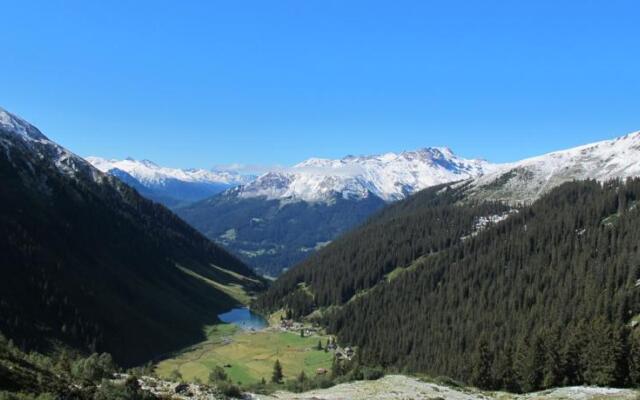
[217, 307, 268, 331]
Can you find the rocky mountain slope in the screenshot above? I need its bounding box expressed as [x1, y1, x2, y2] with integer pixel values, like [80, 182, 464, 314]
[0, 107, 264, 366]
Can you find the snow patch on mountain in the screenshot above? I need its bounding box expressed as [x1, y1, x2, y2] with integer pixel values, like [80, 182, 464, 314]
[232, 147, 494, 203]
[469, 131, 640, 203]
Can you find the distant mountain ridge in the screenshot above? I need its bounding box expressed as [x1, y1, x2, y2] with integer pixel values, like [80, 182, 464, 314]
[86, 156, 253, 208]
[232, 147, 493, 203]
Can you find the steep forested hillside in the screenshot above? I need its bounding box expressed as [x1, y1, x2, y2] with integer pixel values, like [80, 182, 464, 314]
[0, 109, 265, 366]
[257, 179, 640, 391]
[177, 193, 386, 276]
[254, 182, 511, 313]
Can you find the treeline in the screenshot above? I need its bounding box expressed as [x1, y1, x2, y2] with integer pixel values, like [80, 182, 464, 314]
[324, 179, 640, 389]
[255, 182, 511, 316]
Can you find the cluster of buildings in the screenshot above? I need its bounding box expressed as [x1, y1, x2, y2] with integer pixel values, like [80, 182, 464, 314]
[278, 319, 321, 337]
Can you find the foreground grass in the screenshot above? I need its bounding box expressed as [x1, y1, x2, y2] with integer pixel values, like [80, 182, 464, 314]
[155, 324, 332, 385]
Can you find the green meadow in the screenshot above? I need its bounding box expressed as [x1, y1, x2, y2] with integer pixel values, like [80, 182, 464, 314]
[155, 323, 332, 385]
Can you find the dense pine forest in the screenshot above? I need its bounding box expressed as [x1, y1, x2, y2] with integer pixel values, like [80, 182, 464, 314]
[257, 179, 640, 391]
[254, 182, 511, 314]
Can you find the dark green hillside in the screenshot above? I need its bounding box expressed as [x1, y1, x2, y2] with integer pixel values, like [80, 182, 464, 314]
[0, 118, 265, 367]
[258, 179, 640, 390]
[177, 193, 386, 276]
[254, 183, 510, 315]
[329, 179, 640, 388]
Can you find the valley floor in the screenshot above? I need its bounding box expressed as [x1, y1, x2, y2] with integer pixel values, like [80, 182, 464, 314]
[254, 375, 640, 400]
[155, 323, 332, 385]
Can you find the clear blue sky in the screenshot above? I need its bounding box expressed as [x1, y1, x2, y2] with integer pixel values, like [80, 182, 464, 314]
[1, 1, 639, 171]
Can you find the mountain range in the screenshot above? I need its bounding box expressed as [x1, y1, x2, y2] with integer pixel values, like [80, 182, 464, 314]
[3, 105, 640, 397]
[88, 132, 640, 277]
[86, 156, 252, 208]
[232, 147, 492, 202]
[177, 147, 493, 276]
[0, 107, 263, 366]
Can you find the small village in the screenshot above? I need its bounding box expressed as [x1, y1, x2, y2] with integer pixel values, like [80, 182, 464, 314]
[276, 317, 356, 373]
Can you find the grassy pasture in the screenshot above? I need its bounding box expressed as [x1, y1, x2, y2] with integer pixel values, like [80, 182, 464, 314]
[155, 324, 332, 385]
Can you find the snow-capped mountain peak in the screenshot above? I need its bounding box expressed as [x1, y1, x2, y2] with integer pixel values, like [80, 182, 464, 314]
[85, 156, 251, 187]
[0, 107, 108, 183]
[232, 147, 495, 203]
[0, 107, 48, 142]
[85, 156, 255, 207]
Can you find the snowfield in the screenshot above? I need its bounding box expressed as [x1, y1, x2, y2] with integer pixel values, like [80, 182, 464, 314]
[232, 147, 494, 203]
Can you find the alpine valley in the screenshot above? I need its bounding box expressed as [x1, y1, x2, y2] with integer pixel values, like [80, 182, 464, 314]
[175, 148, 494, 276]
[4, 2, 640, 398]
[4, 106, 640, 400]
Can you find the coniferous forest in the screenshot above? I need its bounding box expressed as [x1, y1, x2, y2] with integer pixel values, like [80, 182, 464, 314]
[256, 179, 640, 391]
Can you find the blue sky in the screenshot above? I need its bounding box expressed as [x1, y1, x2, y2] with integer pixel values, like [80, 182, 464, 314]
[1, 1, 639, 171]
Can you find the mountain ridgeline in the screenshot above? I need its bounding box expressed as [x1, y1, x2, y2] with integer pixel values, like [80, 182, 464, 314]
[177, 148, 492, 276]
[256, 178, 640, 390]
[0, 108, 264, 366]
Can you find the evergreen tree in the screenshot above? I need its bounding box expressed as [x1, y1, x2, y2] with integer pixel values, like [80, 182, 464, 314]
[542, 329, 562, 389]
[494, 345, 519, 393]
[584, 317, 622, 386]
[471, 338, 494, 389]
[515, 335, 544, 392]
[561, 325, 586, 386]
[271, 359, 284, 384]
[628, 332, 640, 386]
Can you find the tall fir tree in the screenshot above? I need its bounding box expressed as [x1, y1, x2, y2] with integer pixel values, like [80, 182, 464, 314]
[471, 338, 494, 390]
[271, 359, 284, 384]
